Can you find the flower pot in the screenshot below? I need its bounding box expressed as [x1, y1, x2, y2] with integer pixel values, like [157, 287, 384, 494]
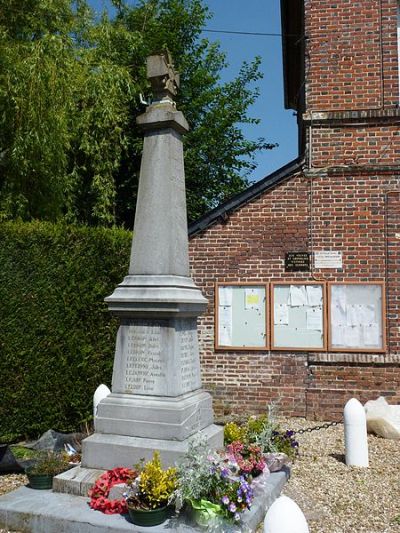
[27, 473, 53, 490]
[190, 500, 222, 529]
[127, 505, 168, 527]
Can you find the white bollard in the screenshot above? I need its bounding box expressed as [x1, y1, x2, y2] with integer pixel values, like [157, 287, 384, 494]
[344, 398, 369, 467]
[264, 495, 309, 533]
[93, 384, 111, 424]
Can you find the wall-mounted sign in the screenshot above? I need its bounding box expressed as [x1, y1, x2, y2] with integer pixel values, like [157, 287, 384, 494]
[285, 252, 311, 272]
[314, 251, 343, 269]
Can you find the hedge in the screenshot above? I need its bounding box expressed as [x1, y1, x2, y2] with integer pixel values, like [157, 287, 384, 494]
[0, 221, 131, 442]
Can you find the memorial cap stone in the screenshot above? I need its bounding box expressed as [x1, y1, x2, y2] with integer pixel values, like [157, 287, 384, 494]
[146, 52, 180, 101]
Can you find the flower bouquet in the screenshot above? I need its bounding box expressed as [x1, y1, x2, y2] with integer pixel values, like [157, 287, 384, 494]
[175, 441, 260, 528]
[224, 414, 299, 462]
[226, 441, 266, 477]
[124, 451, 177, 526]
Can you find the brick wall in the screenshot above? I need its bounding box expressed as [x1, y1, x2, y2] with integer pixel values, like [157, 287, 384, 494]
[188, 0, 400, 420]
[310, 122, 400, 167]
[304, 0, 399, 111]
[189, 169, 400, 420]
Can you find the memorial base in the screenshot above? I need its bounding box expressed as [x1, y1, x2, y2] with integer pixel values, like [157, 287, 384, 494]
[82, 423, 223, 471]
[94, 390, 215, 440]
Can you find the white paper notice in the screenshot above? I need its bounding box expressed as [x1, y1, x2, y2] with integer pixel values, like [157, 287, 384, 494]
[219, 306, 232, 345]
[274, 303, 289, 325]
[219, 286, 233, 307]
[306, 285, 323, 307]
[289, 285, 307, 306]
[306, 308, 323, 331]
[219, 327, 232, 346]
[244, 288, 263, 311]
[346, 304, 360, 327]
[332, 285, 346, 307]
[331, 303, 347, 326]
[359, 304, 375, 326]
[364, 324, 380, 346]
[331, 325, 345, 346]
[331, 285, 347, 326]
[344, 326, 361, 347]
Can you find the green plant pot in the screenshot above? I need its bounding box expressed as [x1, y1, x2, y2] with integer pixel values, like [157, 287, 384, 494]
[27, 473, 53, 490]
[127, 505, 168, 527]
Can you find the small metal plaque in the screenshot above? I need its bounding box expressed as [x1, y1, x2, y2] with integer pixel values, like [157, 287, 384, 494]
[285, 252, 310, 272]
[314, 250, 343, 269]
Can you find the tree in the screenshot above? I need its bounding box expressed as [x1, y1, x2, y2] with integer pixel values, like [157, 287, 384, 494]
[0, 0, 275, 226]
[0, 0, 138, 225]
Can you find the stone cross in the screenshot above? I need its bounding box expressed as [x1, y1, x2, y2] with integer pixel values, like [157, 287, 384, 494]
[146, 52, 180, 102]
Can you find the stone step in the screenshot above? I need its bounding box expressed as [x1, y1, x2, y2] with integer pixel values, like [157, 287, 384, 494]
[53, 466, 105, 496]
[0, 470, 289, 533]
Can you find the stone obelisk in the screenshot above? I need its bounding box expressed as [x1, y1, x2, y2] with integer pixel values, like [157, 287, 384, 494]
[82, 53, 223, 470]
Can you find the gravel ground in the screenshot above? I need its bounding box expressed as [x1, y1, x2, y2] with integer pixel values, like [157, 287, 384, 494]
[0, 418, 399, 533]
[279, 417, 400, 533]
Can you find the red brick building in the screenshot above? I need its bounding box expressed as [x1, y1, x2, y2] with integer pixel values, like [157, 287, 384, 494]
[188, 0, 400, 420]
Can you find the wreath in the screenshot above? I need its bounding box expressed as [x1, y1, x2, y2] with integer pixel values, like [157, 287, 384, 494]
[88, 467, 137, 514]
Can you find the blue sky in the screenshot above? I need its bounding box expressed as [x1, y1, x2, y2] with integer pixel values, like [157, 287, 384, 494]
[88, 0, 298, 182]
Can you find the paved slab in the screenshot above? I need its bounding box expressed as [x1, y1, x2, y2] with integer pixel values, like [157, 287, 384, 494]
[0, 469, 288, 532]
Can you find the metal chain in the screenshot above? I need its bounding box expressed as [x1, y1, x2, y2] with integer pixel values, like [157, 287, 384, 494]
[294, 418, 343, 435]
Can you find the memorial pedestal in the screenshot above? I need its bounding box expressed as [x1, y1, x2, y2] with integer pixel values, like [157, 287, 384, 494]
[79, 54, 223, 477]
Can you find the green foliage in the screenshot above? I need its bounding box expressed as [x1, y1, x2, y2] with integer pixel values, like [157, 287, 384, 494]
[223, 413, 299, 460]
[269, 430, 299, 459]
[223, 415, 270, 446]
[223, 421, 246, 445]
[392, 515, 400, 525]
[25, 451, 70, 476]
[10, 446, 39, 460]
[128, 451, 177, 510]
[175, 439, 216, 505]
[0, 220, 131, 441]
[0, 0, 138, 225]
[0, 0, 275, 226]
[245, 414, 269, 442]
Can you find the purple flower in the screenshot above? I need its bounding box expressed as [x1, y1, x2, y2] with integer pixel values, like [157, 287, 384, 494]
[220, 468, 229, 479]
[221, 495, 230, 505]
[229, 503, 237, 513]
[234, 513, 240, 522]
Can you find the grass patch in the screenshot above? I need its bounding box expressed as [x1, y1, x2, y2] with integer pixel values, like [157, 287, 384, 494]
[10, 446, 39, 460]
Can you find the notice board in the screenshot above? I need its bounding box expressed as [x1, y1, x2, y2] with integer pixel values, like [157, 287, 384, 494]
[271, 283, 326, 351]
[328, 283, 385, 352]
[215, 284, 268, 349]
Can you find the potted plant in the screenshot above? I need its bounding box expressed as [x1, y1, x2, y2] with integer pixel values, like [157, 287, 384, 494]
[124, 451, 177, 527]
[25, 451, 70, 489]
[175, 441, 255, 528]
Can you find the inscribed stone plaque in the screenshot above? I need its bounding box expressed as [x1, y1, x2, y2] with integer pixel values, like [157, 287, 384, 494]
[124, 322, 166, 395]
[179, 327, 200, 391]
